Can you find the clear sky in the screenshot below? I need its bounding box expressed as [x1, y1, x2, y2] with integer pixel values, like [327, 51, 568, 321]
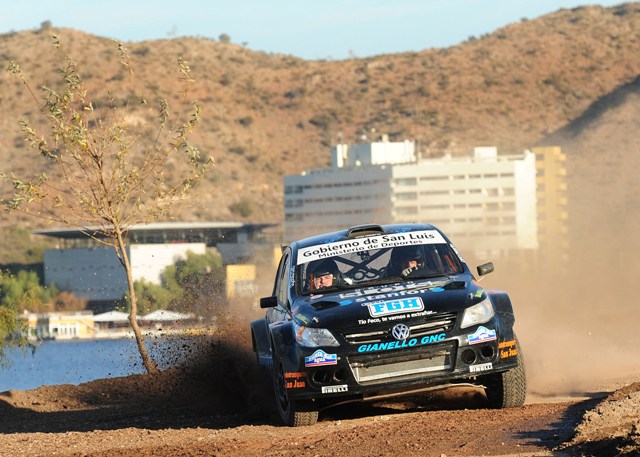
[2, 0, 627, 60]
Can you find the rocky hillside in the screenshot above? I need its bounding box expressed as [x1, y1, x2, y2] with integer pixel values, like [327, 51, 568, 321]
[0, 2, 639, 230]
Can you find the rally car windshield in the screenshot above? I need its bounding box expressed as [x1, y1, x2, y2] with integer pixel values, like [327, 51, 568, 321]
[295, 230, 464, 295]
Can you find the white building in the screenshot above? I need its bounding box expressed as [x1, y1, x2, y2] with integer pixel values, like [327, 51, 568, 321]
[284, 140, 538, 257]
[35, 222, 276, 303]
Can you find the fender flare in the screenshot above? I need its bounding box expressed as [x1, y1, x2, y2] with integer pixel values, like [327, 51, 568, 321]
[250, 318, 271, 358]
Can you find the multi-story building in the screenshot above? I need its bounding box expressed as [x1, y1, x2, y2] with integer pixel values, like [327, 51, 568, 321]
[533, 146, 569, 264]
[284, 139, 542, 259]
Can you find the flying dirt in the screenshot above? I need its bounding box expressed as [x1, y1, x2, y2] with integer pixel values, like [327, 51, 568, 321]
[0, 315, 638, 457]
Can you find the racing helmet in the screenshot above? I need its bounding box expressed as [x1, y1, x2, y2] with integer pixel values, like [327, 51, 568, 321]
[308, 258, 341, 291]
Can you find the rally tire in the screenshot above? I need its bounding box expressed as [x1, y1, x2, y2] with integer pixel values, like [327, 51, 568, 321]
[484, 337, 527, 408]
[272, 352, 318, 426]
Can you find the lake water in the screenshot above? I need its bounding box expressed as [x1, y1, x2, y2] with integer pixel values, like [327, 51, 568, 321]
[0, 338, 174, 392]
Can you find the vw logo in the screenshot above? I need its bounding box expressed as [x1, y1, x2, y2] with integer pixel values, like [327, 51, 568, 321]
[391, 323, 411, 341]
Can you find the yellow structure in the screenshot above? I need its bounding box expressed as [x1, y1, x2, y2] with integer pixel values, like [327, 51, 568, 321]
[226, 264, 257, 298]
[25, 311, 95, 340]
[533, 146, 569, 264]
[272, 246, 283, 267]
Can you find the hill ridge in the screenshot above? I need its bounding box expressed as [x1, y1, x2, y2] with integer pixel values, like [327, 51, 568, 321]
[0, 2, 639, 229]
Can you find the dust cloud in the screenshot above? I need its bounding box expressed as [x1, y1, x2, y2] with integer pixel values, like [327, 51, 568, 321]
[489, 252, 640, 399]
[479, 126, 640, 399]
[158, 181, 640, 408]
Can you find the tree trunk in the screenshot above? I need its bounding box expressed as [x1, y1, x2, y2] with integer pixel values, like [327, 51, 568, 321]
[116, 230, 158, 374]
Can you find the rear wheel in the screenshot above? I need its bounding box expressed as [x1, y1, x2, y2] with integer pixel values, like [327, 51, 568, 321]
[272, 352, 318, 426]
[484, 337, 527, 408]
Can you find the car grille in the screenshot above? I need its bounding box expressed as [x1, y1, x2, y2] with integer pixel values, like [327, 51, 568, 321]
[342, 311, 457, 345]
[348, 341, 456, 385]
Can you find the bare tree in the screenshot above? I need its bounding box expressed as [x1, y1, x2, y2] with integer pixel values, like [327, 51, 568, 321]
[1, 35, 212, 373]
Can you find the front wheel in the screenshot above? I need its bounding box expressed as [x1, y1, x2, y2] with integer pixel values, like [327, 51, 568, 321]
[483, 337, 527, 408]
[272, 353, 318, 426]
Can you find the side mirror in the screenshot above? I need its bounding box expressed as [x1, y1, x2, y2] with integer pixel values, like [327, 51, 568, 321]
[476, 262, 494, 277]
[259, 295, 278, 309]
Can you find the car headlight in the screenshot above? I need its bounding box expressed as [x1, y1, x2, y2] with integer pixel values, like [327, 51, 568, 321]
[294, 323, 340, 347]
[460, 297, 495, 329]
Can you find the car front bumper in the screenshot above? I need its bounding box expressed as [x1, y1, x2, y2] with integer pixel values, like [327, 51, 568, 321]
[281, 329, 520, 405]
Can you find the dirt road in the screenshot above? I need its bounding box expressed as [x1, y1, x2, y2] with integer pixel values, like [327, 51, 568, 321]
[0, 323, 638, 457]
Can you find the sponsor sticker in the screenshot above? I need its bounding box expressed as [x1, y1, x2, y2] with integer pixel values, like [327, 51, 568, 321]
[296, 230, 446, 264]
[367, 297, 424, 317]
[304, 349, 338, 367]
[341, 281, 445, 302]
[450, 243, 465, 263]
[284, 372, 307, 389]
[499, 339, 518, 359]
[357, 332, 445, 353]
[321, 385, 348, 394]
[467, 326, 497, 345]
[470, 362, 493, 373]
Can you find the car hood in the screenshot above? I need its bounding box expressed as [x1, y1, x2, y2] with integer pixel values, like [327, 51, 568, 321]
[290, 277, 485, 328]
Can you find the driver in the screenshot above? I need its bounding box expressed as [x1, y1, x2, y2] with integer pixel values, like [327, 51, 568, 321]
[308, 259, 339, 291]
[389, 246, 425, 277]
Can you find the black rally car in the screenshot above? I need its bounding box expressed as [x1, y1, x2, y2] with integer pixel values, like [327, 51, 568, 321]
[251, 223, 526, 426]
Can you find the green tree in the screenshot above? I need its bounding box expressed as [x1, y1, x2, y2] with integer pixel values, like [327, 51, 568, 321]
[131, 250, 225, 318]
[131, 279, 181, 314]
[0, 270, 56, 312]
[0, 306, 31, 366]
[173, 250, 225, 317]
[0, 269, 53, 363]
[2, 36, 212, 373]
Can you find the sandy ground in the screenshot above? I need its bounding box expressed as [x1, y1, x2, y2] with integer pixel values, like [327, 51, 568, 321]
[0, 318, 638, 457]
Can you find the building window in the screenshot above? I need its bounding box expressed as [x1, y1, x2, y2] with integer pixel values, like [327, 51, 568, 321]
[285, 186, 303, 194]
[421, 204, 449, 210]
[396, 192, 418, 201]
[395, 207, 418, 215]
[420, 190, 449, 196]
[420, 176, 448, 181]
[394, 178, 417, 186]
